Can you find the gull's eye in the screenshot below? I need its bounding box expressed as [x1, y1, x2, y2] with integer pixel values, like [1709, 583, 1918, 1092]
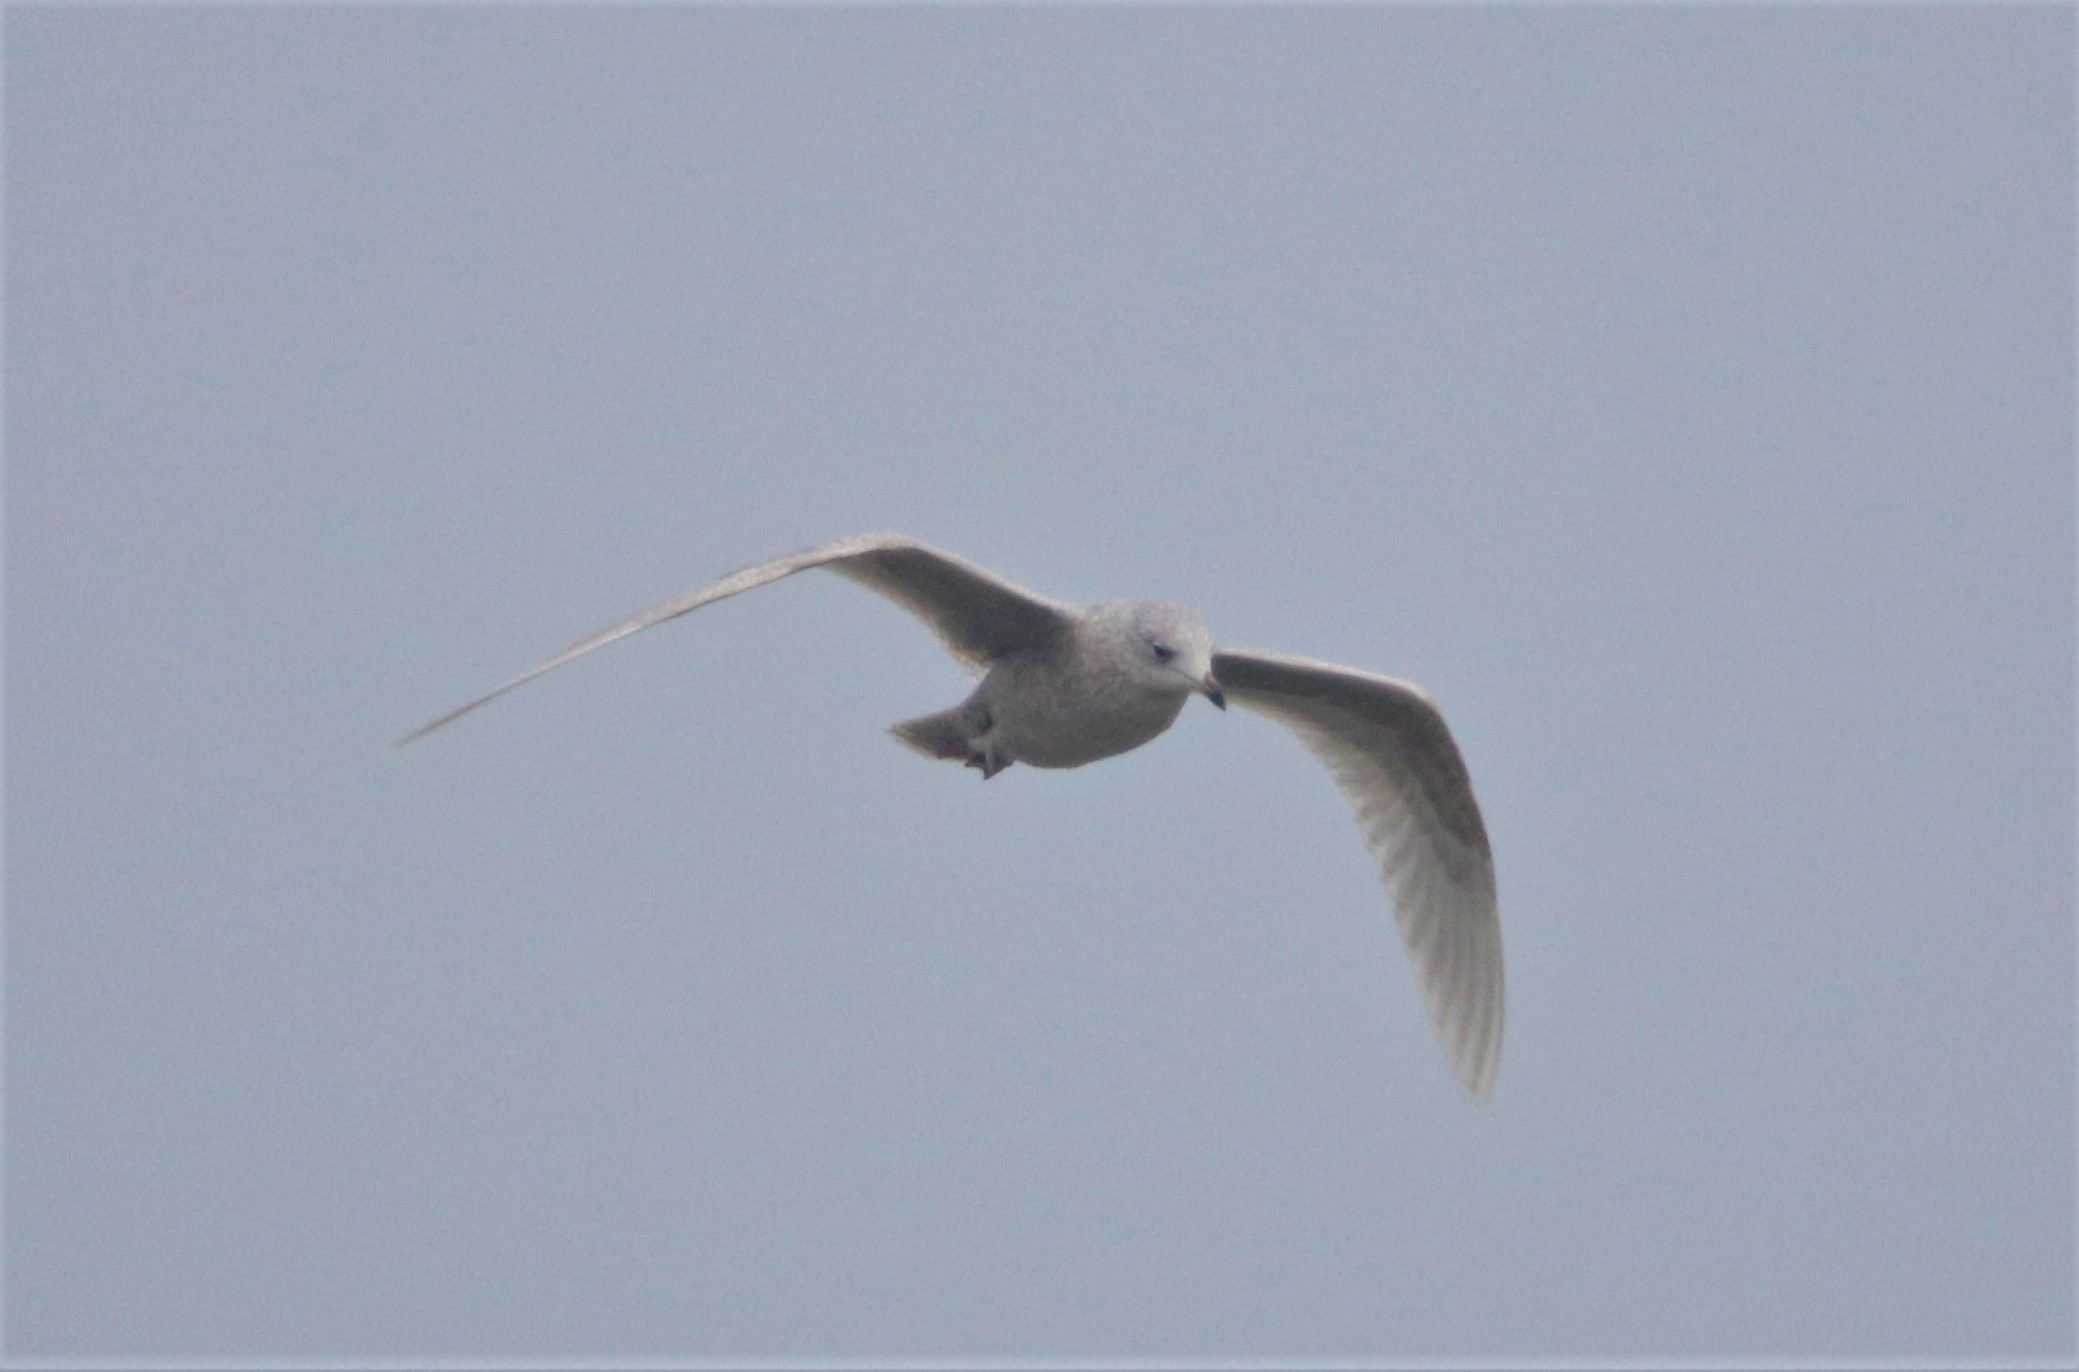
[1150, 642, 1175, 663]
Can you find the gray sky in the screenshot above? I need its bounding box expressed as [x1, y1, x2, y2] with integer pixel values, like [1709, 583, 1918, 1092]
[7, 5, 2071, 1363]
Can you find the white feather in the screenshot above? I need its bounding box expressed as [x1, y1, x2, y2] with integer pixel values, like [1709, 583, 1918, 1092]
[1214, 650, 1504, 1099]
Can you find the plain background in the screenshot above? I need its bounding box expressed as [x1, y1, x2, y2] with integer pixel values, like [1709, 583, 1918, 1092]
[7, 5, 2072, 1362]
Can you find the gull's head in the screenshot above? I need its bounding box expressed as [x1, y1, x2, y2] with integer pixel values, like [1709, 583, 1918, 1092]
[1125, 602, 1223, 709]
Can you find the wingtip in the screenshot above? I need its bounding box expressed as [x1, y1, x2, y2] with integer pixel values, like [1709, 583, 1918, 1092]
[391, 706, 468, 750]
[1456, 1034, 1502, 1103]
[1451, 1011, 1502, 1104]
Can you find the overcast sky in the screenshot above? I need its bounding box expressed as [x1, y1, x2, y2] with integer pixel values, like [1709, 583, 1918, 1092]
[8, 5, 2072, 1364]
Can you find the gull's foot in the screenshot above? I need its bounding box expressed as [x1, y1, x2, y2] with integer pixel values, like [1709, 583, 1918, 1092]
[966, 752, 1011, 780]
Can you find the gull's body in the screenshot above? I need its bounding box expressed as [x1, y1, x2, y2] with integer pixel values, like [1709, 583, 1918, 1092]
[400, 534, 1504, 1099]
[910, 600, 1208, 776]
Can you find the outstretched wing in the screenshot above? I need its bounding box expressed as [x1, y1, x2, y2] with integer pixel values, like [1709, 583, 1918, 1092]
[1212, 649, 1503, 1100]
[397, 534, 1070, 746]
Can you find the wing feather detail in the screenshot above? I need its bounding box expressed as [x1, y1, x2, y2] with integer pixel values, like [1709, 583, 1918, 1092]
[1213, 649, 1504, 1099]
[397, 534, 1068, 746]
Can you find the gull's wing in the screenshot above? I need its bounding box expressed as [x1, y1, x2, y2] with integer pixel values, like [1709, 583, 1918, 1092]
[1212, 649, 1503, 1100]
[397, 534, 1070, 746]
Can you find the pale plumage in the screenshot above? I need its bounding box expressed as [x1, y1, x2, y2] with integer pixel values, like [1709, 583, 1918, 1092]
[400, 534, 1504, 1099]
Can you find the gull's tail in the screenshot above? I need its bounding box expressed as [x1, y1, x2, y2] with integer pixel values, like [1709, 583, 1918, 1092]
[889, 709, 971, 761]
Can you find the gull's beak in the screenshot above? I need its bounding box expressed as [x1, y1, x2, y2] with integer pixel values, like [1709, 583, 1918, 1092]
[1201, 672, 1226, 711]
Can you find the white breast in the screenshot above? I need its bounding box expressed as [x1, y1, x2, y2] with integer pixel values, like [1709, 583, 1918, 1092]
[981, 656, 1190, 769]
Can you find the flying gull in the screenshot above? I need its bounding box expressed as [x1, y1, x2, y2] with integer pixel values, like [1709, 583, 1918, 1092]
[399, 534, 1504, 1099]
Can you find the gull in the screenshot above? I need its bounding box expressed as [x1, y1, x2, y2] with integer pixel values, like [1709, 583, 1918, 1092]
[398, 534, 1504, 1099]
